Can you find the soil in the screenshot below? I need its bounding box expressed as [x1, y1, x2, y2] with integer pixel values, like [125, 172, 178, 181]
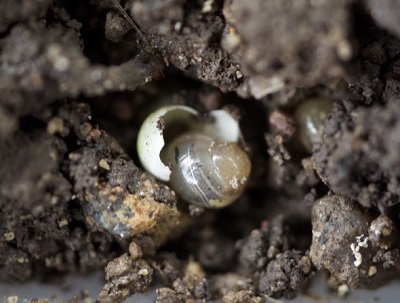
[1, 0, 400, 302]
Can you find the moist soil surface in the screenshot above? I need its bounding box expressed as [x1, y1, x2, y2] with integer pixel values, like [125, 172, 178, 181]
[1, 0, 400, 302]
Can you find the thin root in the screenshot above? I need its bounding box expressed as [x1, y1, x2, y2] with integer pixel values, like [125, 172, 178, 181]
[111, 0, 164, 76]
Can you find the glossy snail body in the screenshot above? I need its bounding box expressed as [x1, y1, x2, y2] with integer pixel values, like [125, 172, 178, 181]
[162, 133, 251, 208]
[137, 105, 251, 208]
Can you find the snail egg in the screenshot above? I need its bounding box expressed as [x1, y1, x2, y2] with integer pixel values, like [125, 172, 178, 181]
[137, 105, 241, 181]
[137, 105, 250, 208]
[161, 133, 251, 208]
[137, 105, 198, 182]
[293, 97, 333, 153]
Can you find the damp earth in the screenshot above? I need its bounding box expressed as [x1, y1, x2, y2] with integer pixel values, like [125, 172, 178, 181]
[1, 0, 400, 302]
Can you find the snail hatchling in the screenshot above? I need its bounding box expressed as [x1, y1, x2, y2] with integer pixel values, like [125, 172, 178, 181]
[137, 105, 251, 208]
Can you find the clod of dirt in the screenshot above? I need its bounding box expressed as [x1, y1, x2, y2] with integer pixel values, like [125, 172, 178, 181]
[238, 216, 290, 273]
[369, 214, 399, 250]
[258, 250, 314, 299]
[347, 14, 400, 105]
[154, 279, 210, 303]
[223, 290, 264, 303]
[0, 101, 118, 282]
[224, 0, 354, 99]
[105, 11, 133, 43]
[0, 132, 70, 212]
[366, 0, 400, 39]
[68, 123, 183, 244]
[211, 273, 254, 298]
[82, 182, 181, 243]
[99, 253, 153, 303]
[309, 194, 399, 288]
[0, 21, 154, 139]
[0, 0, 52, 33]
[128, 0, 242, 92]
[152, 253, 211, 303]
[313, 100, 400, 209]
[0, 96, 186, 284]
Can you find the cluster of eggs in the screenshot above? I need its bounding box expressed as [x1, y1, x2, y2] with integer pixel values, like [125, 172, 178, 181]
[136, 97, 333, 209]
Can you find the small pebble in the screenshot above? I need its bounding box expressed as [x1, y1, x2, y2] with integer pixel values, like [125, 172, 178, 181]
[99, 159, 110, 171]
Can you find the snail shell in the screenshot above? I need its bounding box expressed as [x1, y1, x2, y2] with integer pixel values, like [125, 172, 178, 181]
[161, 133, 251, 208]
[136, 105, 241, 182]
[137, 105, 251, 208]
